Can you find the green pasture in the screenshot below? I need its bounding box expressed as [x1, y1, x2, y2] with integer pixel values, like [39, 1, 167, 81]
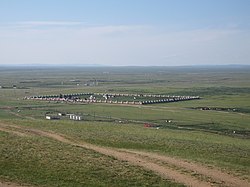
[0, 131, 178, 187]
[3, 99, 249, 136]
[4, 118, 250, 179]
[0, 66, 250, 186]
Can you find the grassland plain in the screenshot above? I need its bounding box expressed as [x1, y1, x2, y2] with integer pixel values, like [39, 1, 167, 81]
[0, 131, 178, 187]
[0, 66, 250, 186]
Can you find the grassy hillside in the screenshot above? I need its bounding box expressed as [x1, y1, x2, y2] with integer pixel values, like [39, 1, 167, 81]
[0, 66, 249, 186]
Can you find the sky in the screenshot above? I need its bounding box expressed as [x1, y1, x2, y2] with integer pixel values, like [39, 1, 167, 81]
[0, 0, 250, 66]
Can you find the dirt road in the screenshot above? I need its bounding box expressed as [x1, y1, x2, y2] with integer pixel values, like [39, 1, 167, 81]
[0, 181, 31, 187]
[0, 122, 249, 187]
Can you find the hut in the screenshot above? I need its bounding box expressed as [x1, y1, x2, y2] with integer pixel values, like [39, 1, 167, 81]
[45, 116, 60, 120]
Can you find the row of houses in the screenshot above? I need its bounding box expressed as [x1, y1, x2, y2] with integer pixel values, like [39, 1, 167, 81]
[26, 93, 200, 105]
[45, 113, 82, 121]
[25, 92, 199, 99]
[141, 96, 200, 105]
[68, 114, 82, 121]
[32, 96, 200, 105]
[92, 93, 198, 98]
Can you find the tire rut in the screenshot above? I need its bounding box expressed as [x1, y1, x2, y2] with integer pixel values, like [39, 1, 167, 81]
[0, 127, 28, 137]
[123, 150, 250, 187]
[0, 181, 30, 187]
[0, 122, 249, 187]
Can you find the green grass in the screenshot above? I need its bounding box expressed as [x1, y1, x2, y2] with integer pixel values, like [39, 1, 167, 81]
[0, 131, 181, 187]
[0, 66, 250, 186]
[6, 118, 250, 179]
[15, 101, 248, 137]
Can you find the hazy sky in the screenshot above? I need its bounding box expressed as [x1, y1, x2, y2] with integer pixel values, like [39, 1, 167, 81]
[0, 0, 250, 66]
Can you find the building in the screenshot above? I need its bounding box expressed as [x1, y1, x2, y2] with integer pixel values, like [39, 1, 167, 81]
[58, 112, 66, 116]
[69, 114, 82, 121]
[45, 116, 60, 120]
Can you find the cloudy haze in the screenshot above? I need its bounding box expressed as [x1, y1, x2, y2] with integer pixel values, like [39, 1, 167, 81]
[0, 0, 249, 66]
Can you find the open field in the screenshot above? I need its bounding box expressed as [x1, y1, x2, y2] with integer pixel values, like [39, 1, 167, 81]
[0, 66, 250, 186]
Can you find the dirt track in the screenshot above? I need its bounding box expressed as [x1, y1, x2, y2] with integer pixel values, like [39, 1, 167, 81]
[0, 122, 249, 187]
[0, 181, 30, 187]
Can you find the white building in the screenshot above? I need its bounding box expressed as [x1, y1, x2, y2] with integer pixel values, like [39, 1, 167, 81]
[69, 114, 82, 121]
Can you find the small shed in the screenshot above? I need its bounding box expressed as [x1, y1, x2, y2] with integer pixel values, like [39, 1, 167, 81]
[45, 116, 60, 120]
[58, 112, 66, 116]
[46, 116, 51, 120]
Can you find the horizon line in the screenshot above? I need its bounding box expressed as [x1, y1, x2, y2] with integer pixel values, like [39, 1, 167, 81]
[0, 64, 249, 68]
